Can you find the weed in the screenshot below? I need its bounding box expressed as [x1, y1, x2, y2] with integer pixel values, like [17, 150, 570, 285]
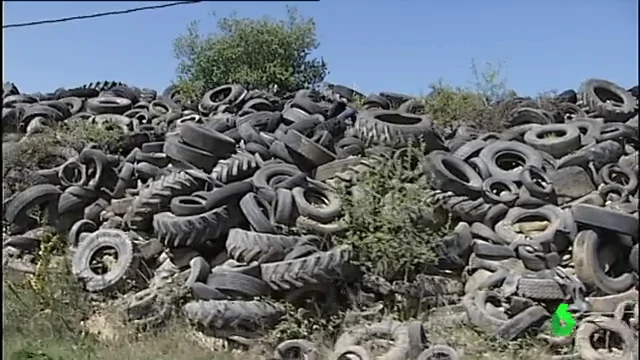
[334, 145, 450, 281]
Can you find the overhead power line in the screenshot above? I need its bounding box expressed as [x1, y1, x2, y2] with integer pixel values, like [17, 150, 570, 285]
[3, 1, 202, 29]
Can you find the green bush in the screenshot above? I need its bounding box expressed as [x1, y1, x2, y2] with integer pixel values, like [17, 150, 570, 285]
[422, 60, 516, 132]
[334, 146, 451, 281]
[173, 6, 328, 101]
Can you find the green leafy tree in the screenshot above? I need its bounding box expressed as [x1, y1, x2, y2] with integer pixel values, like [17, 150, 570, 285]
[173, 6, 328, 100]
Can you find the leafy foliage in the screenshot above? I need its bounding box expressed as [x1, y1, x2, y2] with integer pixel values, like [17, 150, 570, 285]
[422, 60, 516, 131]
[334, 146, 451, 281]
[173, 7, 328, 101]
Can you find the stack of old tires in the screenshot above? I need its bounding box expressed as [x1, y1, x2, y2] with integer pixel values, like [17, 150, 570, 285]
[2, 78, 638, 360]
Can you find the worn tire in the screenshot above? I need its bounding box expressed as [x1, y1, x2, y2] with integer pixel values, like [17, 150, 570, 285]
[71, 229, 138, 292]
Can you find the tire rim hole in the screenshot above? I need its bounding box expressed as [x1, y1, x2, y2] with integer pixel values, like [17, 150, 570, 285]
[337, 352, 360, 360]
[538, 130, 566, 139]
[589, 329, 624, 353]
[62, 163, 83, 183]
[282, 347, 302, 360]
[489, 182, 510, 197]
[442, 159, 470, 182]
[89, 246, 119, 275]
[99, 99, 121, 105]
[269, 175, 290, 188]
[619, 307, 636, 327]
[256, 199, 270, 218]
[594, 87, 624, 105]
[513, 215, 549, 235]
[211, 88, 232, 102]
[153, 104, 168, 114]
[375, 113, 421, 125]
[495, 152, 526, 172]
[603, 189, 624, 200]
[304, 189, 329, 208]
[179, 198, 203, 206]
[576, 126, 588, 135]
[610, 172, 630, 186]
[429, 352, 454, 360]
[529, 171, 549, 189]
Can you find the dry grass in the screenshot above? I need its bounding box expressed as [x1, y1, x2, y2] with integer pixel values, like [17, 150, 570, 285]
[3, 264, 555, 360]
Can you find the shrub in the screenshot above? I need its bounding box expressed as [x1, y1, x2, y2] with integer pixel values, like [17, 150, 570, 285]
[422, 60, 516, 132]
[173, 6, 328, 101]
[334, 146, 451, 281]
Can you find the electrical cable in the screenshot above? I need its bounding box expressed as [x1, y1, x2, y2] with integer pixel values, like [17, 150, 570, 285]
[3, 1, 202, 29]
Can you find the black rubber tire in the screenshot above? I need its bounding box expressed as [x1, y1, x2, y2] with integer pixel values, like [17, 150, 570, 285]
[283, 244, 319, 260]
[170, 196, 207, 216]
[452, 139, 487, 161]
[494, 205, 563, 245]
[205, 271, 271, 298]
[556, 140, 624, 172]
[252, 163, 304, 203]
[556, 89, 578, 104]
[291, 180, 341, 223]
[472, 239, 516, 259]
[153, 206, 238, 248]
[163, 135, 218, 173]
[179, 121, 236, 156]
[84, 97, 132, 115]
[200, 84, 246, 113]
[135, 151, 170, 168]
[190, 282, 228, 300]
[467, 157, 491, 180]
[211, 151, 259, 185]
[599, 163, 638, 194]
[141, 141, 165, 153]
[572, 203, 638, 237]
[58, 159, 87, 188]
[417, 345, 460, 360]
[422, 150, 483, 198]
[260, 245, 351, 291]
[197, 180, 253, 210]
[4, 184, 62, 227]
[363, 94, 390, 109]
[569, 119, 601, 146]
[478, 140, 543, 182]
[523, 123, 581, 158]
[271, 188, 297, 226]
[519, 165, 554, 199]
[354, 109, 446, 150]
[596, 123, 638, 144]
[239, 193, 276, 233]
[580, 78, 637, 122]
[226, 228, 312, 264]
[71, 229, 138, 292]
[556, 102, 587, 121]
[68, 219, 97, 247]
[283, 129, 337, 167]
[630, 244, 639, 274]
[244, 142, 272, 160]
[506, 107, 551, 126]
[481, 177, 518, 205]
[573, 230, 637, 295]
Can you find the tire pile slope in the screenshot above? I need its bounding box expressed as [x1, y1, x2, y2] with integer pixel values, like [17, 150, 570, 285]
[2, 79, 639, 360]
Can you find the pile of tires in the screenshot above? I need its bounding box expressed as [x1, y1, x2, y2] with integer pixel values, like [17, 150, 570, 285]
[2, 78, 638, 360]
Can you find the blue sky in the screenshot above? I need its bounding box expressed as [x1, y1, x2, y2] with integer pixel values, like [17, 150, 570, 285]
[4, 0, 638, 97]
